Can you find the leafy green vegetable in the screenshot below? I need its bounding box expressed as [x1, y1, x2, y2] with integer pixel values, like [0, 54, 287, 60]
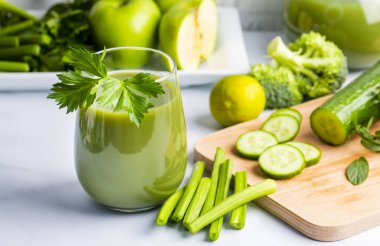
[346, 157, 369, 185]
[48, 47, 165, 127]
[356, 125, 380, 152]
[267, 32, 348, 99]
[0, 0, 94, 71]
[0, 0, 36, 35]
[0, 0, 37, 28]
[35, 0, 94, 71]
[251, 63, 303, 108]
[250, 32, 347, 108]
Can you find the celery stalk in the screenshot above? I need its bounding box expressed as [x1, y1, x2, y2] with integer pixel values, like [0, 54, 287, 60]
[230, 171, 247, 229]
[200, 147, 225, 215]
[0, 0, 37, 21]
[209, 159, 233, 241]
[0, 60, 29, 72]
[188, 179, 277, 234]
[156, 186, 186, 226]
[171, 161, 205, 222]
[0, 36, 19, 47]
[183, 177, 211, 228]
[0, 20, 35, 35]
[0, 44, 40, 59]
[20, 34, 52, 45]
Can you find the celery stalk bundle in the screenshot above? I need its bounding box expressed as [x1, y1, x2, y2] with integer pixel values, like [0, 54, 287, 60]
[0, 0, 94, 72]
[155, 147, 277, 241]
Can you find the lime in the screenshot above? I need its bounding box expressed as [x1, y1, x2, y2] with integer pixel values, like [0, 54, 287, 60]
[210, 75, 266, 127]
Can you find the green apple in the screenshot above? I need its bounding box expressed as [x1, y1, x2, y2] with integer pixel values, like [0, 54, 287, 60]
[155, 0, 181, 12]
[159, 0, 217, 70]
[159, 1, 200, 69]
[197, 0, 218, 61]
[89, 0, 161, 67]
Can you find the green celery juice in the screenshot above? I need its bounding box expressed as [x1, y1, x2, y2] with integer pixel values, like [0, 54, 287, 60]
[284, 0, 380, 68]
[75, 72, 187, 211]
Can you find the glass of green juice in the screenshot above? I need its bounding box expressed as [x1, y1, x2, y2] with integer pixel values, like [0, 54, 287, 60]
[74, 47, 187, 212]
[283, 0, 380, 69]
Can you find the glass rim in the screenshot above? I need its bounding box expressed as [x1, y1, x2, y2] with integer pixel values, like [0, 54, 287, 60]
[95, 46, 177, 83]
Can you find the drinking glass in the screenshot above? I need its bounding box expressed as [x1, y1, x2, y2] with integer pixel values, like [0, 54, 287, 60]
[74, 47, 187, 212]
[283, 0, 380, 69]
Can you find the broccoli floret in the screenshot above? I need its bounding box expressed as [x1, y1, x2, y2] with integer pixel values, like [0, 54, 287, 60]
[251, 63, 303, 108]
[267, 32, 348, 99]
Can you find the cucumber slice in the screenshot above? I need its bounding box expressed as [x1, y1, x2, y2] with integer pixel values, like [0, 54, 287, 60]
[287, 142, 322, 167]
[236, 130, 278, 159]
[259, 144, 305, 179]
[261, 115, 300, 143]
[271, 108, 302, 122]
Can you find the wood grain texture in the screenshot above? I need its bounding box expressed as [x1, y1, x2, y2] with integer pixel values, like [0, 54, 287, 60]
[194, 96, 380, 241]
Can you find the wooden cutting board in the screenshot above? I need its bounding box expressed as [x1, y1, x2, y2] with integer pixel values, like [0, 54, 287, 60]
[194, 96, 380, 242]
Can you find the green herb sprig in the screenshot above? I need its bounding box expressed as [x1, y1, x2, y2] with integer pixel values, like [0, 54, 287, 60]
[346, 157, 369, 185]
[48, 47, 165, 127]
[356, 117, 380, 152]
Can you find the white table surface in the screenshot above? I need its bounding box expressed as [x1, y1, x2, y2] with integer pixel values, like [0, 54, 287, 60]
[0, 32, 376, 246]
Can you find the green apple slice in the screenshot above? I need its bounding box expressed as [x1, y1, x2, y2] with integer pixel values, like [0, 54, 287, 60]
[159, 3, 201, 69]
[159, 0, 218, 70]
[197, 0, 218, 61]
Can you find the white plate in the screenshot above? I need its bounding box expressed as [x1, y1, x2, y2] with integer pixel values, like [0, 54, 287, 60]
[0, 7, 250, 91]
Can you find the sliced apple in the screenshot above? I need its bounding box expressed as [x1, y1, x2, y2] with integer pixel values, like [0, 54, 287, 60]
[159, 2, 201, 69]
[197, 0, 218, 61]
[159, 0, 217, 70]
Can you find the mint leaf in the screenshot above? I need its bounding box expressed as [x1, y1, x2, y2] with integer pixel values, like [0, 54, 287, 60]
[356, 126, 373, 141]
[48, 47, 165, 127]
[375, 130, 380, 140]
[361, 140, 380, 152]
[356, 125, 380, 152]
[346, 157, 369, 185]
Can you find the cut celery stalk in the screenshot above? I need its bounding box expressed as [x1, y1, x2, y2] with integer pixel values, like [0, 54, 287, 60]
[183, 177, 211, 228]
[209, 159, 233, 241]
[171, 161, 205, 222]
[188, 179, 277, 234]
[156, 186, 186, 226]
[200, 147, 225, 215]
[229, 171, 247, 229]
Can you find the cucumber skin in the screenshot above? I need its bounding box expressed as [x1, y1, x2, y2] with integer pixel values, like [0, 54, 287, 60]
[311, 61, 380, 145]
[271, 108, 302, 122]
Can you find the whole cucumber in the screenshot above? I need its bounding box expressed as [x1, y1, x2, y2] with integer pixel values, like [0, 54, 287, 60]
[310, 61, 380, 145]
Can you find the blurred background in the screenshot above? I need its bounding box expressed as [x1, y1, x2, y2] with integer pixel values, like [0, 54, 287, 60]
[7, 0, 284, 30]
